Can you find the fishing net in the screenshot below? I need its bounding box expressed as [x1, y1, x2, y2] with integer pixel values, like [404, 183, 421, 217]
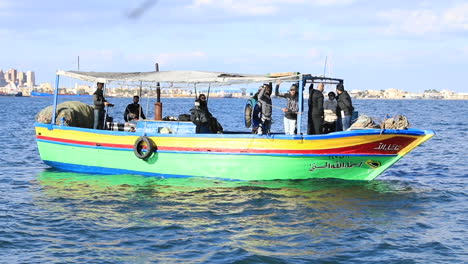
[350, 114, 410, 130]
[381, 115, 411, 130]
[350, 115, 380, 129]
[35, 101, 95, 128]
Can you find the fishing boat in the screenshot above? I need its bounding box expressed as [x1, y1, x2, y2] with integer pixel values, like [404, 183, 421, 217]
[34, 70, 434, 181]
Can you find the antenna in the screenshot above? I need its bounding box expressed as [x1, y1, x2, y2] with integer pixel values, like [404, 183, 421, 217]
[323, 56, 328, 77]
[77, 56, 80, 71]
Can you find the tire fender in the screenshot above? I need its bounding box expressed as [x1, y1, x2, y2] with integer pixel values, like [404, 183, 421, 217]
[134, 136, 155, 160]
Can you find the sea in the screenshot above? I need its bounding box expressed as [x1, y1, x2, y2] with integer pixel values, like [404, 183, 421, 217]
[1, 96, 467, 263]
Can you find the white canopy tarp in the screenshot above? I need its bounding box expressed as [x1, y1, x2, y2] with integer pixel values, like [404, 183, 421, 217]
[56, 70, 303, 84]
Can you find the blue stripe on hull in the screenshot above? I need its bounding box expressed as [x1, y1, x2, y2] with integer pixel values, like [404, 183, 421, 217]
[43, 160, 193, 178]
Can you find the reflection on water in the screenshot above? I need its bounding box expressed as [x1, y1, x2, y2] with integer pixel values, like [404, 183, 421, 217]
[32, 169, 428, 261]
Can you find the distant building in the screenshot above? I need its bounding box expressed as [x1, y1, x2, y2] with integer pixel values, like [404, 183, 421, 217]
[0, 70, 6, 86]
[7, 68, 17, 84]
[26, 71, 35, 87]
[384, 88, 406, 99]
[17, 71, 26, 86]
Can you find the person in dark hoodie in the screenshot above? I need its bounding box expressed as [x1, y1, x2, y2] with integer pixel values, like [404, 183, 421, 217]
[93, 82, 113, 129]
[307, 82, 324, 134]
[190, 94, 222, 133]
[336, 83, 354, 131]
[257, 83, 272, 134]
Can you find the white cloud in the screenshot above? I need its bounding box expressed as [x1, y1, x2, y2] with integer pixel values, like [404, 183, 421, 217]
[311, 0, 354, 6]
[442, 3, 468, 31]
[80, 50, 116, 62]
[377, 3, 468, 35]
[187, 0, 354, 16]
[0, 0, 11, 8]
[127, 51, 207, 65]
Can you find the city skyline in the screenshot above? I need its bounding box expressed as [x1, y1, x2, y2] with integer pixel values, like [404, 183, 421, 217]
[0, 68, 35, 87]
[1, 0, 467, 93]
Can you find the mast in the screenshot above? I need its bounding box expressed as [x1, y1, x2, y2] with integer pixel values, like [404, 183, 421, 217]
[154, 63, 162, 120]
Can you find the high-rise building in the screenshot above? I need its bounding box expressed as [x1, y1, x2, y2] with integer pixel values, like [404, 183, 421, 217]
[0, 70, 6, 86]
[7, 69, 17, 84]
[17, 72, 26, 86]
[26, 71, 36, 87]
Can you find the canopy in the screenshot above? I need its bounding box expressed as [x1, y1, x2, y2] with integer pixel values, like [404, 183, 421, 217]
[56, 70, 303, 84]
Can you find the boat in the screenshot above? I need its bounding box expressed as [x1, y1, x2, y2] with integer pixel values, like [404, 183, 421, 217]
[34, 70, 434, 181]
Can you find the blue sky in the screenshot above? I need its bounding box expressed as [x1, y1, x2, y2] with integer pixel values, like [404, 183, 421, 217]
[1, 0, 467, 92]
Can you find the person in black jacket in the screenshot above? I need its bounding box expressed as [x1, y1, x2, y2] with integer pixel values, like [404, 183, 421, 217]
[124, 95, 146, 122]
[93, 82, 113, 129]
[257, 84, 272, 134]
[307, 82, 324, 134]
[336, 83, 354, 130]
[190, 94, 223, 133]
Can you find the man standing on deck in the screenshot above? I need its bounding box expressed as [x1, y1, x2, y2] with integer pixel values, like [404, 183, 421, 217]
[336, 83, 354, 131]
[93, 82, 113, 129]
[275, 82, 299, 135]
[307, 82, 324, 134]
[257, 84, 272, 134]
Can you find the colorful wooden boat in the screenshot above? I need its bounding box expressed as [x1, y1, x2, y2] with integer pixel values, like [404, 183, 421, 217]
[34, 70, 434, 181]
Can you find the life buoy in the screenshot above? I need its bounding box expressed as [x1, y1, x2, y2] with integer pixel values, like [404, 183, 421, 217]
[244, 99, 253, 128]
[134, 136, 155, 160]
[244, 98, 262, 128]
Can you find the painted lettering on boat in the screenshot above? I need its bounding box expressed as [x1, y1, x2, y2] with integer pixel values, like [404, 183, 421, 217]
[309, 161, 363, 172]
[373, 143, 401, 151]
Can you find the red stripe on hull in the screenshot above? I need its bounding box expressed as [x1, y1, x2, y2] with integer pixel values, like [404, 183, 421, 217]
[37, 135, 133, 149]
[36, 135, 415, 155]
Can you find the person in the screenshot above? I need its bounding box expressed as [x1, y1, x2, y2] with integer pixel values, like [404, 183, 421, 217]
[124, 95, 146, 122]
[190, 94, 222, 133]
[336, 83, 354, 131]
[275, 82, 299, 135]
[307, 82, 324, 134]
[257, 83, 272, 134]
[323, 91, 338, 134]
[93, 82, 113, 129]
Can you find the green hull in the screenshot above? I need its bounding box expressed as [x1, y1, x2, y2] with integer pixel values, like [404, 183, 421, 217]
[38, 141, 399, 181]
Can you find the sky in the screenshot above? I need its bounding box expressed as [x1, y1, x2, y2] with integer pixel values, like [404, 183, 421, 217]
[1, 0, 467, 92]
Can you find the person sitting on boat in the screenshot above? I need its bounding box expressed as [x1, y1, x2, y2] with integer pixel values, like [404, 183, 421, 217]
[190, 94, 222, 133]
[93, 82, 113, 130]
[323, 91, 338, 134]
[336, 83, 354, 131]
[257, 83, 272, 134]
[275, 82, 299, 135]
[307, 82, 324, 134]
[124, 95, 146, 122]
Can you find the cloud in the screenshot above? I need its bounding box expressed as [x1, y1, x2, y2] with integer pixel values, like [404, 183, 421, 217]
[127, 51, 207, 66]
[443, 3, 468, 31]
[187, 0, 354, 16]
[0, 0, 12, 8]
[377, 3, 468, 35]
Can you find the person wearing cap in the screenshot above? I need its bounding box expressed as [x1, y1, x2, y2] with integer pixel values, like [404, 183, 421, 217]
[257, 83, 272, 134]
[336, 83, 354, 130]
[307, 82, 325, 134]
[93, 82, 113, 129]
[275, 82, 299, 135]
